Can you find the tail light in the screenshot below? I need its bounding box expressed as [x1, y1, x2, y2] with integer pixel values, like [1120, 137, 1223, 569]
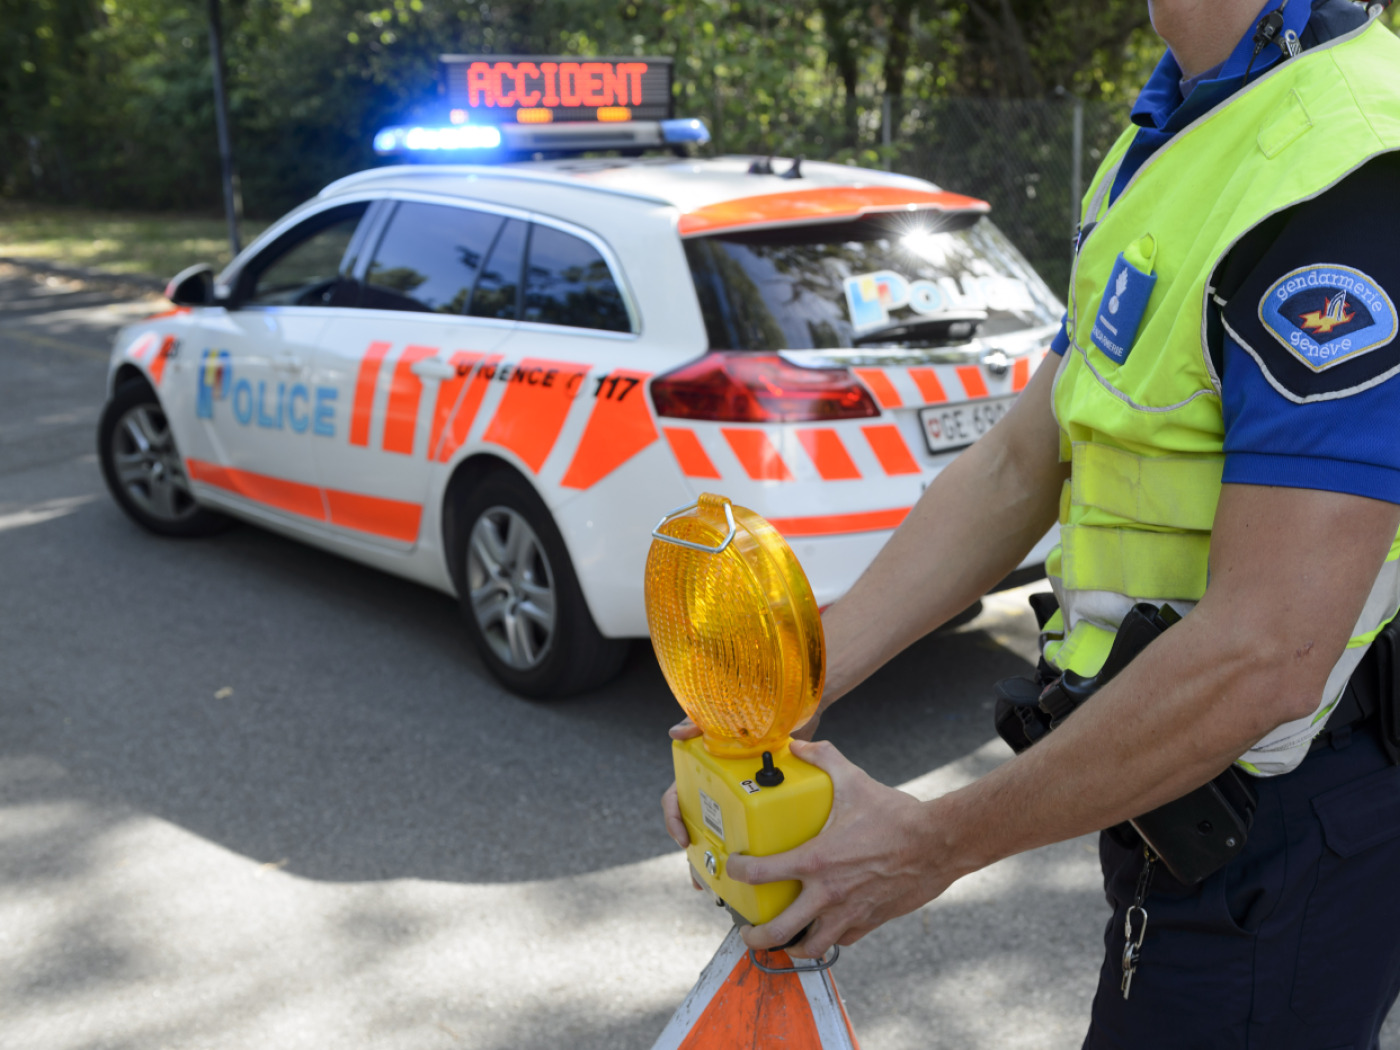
[650, 352, 880, 423]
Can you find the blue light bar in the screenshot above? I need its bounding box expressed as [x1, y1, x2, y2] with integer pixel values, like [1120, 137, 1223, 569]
[661, 118, 711, 146]
[373, 124, 503, 155]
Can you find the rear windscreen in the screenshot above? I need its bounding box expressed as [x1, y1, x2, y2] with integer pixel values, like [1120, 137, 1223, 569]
[684, 217, 1062, 351]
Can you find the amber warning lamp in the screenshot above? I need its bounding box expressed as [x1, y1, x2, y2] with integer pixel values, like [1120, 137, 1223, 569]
[646, 493, 833, 927]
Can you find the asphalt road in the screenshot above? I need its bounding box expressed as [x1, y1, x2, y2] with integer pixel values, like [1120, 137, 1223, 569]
[0, 265, 1392, 1050]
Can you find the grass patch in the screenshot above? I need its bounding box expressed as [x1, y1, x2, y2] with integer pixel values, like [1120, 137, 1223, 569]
[0, 201, 269, 280]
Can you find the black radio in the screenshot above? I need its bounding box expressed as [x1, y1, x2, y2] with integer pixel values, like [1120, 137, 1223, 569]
[995, 601, 1258, 886]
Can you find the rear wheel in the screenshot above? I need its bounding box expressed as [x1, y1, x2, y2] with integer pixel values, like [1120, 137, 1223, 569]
[98, 379, 230, 537]
[456, 470, 629, 698]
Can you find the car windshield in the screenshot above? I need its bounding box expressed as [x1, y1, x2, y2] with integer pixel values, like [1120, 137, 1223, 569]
[684, 216, 1062, 351]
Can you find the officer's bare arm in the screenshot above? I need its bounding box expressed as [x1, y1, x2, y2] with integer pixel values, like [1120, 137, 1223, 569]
[816, 353, 1068, 714]
[727, 481, 1400, 958]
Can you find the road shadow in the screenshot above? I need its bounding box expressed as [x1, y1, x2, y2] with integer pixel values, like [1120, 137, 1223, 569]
[0, 476, 1036, 887]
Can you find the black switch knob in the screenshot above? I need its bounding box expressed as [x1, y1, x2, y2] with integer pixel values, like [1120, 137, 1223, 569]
[755, 750, 785, 787]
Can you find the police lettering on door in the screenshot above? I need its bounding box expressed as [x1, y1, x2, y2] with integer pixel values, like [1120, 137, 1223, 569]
[196, 349, 337, 436]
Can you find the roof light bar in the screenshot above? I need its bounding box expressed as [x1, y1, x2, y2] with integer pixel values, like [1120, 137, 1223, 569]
[372, 117, 711, 157]
[373, 124, 503, 155]
[661, 118, 711, 145]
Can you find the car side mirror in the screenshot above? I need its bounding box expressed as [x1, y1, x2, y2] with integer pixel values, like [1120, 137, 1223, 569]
[165, 263, 215, 306]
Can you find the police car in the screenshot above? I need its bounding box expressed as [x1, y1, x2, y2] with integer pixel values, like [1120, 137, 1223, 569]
[97, 56, 1063, 697]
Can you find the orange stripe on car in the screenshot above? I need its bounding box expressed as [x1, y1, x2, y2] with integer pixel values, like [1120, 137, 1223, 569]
[147, 335, 177, 386]
[722, 428, 795, 482]
[435, 353, 502, 463]
[852, 368, 903, 409]
[956, 365, 990, 399]
[677, 187, 990, 237]
[144, 307, 191, 322]
[769, 506, 911, 537]
[1012, 357, 1031, 391]
[427, 352, 486, 461]
[863, 424, 921, 475]
[560, 370, 657, 490]
[662, 427, 722, 479]
[382, 344, 438, 455]
[480, 358, 591, 473]
[125, 333, 158, 361]
[187, 457, 421, 541]
[797, 429, 861, 481]
[350, 340, 392, 447]
[186, 458, 327, 521]
[324, 489, 422, 543]
[907, 367, 948, 404]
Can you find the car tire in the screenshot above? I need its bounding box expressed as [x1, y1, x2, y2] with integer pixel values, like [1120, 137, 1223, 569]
[98, 379, 231, 538]
[455, 469, 630, 699]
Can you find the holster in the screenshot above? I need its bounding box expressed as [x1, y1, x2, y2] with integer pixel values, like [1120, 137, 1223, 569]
[995, 600, 1258, 885]
[1341, 615, 1400, 766]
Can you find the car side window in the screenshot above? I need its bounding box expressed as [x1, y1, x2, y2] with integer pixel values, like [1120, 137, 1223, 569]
[360, 202, 504, 314]
[242, 203, 369, 307]
[523, 224, 631, 333]
[468, 218, 528, 321]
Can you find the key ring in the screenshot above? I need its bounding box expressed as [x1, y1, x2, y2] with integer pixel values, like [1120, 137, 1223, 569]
[1125, 904, 1149, 949]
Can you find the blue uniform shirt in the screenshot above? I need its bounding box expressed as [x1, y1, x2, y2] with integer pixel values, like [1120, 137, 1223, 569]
[1050, 0, 1400, 504]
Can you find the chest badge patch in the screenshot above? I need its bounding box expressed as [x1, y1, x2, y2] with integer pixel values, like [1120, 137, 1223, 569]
[1090, 243, 1157, 366]
[1259, 264, 1397, 372]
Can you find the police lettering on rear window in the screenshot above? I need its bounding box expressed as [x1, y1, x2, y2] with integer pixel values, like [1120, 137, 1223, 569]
[684, 219, 1059, 352]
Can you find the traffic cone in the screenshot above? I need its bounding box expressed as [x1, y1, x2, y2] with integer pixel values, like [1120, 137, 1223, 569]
[652, 927, 860, 1049]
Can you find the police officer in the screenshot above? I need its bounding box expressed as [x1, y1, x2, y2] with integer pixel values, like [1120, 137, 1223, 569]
[662, 1, 1400, 1044]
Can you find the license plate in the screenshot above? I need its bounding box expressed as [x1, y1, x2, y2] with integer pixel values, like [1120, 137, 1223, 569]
[920, 395, 1016, 454]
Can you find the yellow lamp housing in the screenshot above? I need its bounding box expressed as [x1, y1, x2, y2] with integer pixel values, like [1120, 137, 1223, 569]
[671, 736, 832, 926]
[646, 494, 833, 926]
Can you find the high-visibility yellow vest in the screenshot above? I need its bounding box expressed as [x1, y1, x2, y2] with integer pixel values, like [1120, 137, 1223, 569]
[1045, 17, 1400, 775]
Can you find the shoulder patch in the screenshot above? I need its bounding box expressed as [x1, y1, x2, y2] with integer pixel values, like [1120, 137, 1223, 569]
[1258, 264, 1397, 372]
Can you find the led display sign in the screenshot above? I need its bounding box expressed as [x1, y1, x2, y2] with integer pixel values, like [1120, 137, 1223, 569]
[439, 55, 674, 124]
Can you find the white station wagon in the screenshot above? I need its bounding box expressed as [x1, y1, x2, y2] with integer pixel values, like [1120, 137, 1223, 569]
[98, 107, 1062, 697]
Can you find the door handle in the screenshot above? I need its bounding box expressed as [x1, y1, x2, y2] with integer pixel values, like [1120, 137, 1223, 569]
[272, 353, 304, 374]
[410, 357, 457, 380]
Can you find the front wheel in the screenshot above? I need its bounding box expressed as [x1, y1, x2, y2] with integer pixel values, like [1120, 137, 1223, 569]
[456, 471, 629, 698]
[97, 379, 230, 537]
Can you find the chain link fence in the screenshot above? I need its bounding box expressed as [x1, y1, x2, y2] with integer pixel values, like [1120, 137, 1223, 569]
[895, 99, 1131, 298]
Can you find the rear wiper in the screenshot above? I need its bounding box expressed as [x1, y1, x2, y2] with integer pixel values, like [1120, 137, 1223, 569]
[852, 312, 986, 346]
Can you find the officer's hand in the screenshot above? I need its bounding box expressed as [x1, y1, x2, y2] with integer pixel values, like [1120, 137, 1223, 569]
[792, 709, 822, 741]
[724, 738, 955, 959]
[661, 716, 703, 865]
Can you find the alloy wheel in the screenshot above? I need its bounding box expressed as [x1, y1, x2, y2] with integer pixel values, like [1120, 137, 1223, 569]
[466, 506, 558, 671]
[110, 404, 199, 523]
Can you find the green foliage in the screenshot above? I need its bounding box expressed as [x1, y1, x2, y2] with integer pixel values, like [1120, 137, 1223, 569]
[3, 0, 1396, 286]
[0, 0, 1158, 216]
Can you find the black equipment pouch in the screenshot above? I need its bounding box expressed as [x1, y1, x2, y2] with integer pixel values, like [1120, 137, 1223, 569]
[1381, 619, 1400, 765]
[994, 600, 1258, 885]
[1348, 614, 1400, 766]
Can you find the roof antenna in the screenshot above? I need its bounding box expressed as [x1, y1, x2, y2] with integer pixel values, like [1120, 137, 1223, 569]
[780, 156, 804, 180]
[747, 156, 775, 175]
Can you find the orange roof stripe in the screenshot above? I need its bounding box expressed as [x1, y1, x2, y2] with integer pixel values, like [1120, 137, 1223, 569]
[678, 186, 989, 237]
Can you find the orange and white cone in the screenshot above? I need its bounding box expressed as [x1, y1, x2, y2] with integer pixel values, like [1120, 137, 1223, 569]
[653, 927, 860, 1049]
